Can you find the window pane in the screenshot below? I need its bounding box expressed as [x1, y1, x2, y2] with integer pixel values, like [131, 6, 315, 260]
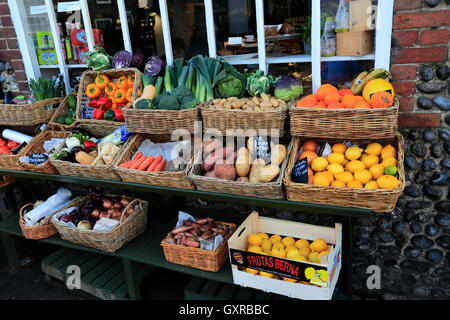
[264, 0, 311, 57]
[214, 0, 258, 62]
[168, 0, 208, 59]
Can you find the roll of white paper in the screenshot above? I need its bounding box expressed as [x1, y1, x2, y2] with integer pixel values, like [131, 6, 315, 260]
[2, 129, 33, 144]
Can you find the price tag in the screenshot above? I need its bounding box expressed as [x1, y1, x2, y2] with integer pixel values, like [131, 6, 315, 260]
[28, 153, 49, 166]
[252, 136, 271, 164]
[291, 157, 309, 184]
[81, 106, 94, 119]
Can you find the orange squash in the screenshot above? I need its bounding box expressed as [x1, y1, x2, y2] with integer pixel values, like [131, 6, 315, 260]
[370, 91, 394, 108]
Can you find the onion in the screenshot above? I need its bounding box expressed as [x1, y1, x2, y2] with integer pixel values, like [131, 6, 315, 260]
[112, 210, 122, 219]
[127, 206, 135, 215]
[113, 202, 123, 209]
[106, 211, 112, 219]
[103, 200, 113, 209]
[107, 208, 115, 215]
[99, 211, 108, 218]
[121, 198, 131, 207]
[91, 209, 100, 218]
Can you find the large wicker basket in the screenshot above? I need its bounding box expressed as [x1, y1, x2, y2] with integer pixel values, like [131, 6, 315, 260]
[189, 137, 293, 200]
[0, 97, 63, 126]
[283, 133, 405, 212]
[19, 202, 58, 240]
[76, 68, 141, 130]
[18, 125, 68, 174]
[160, 221, 236, 272]
[289, 97, 399, 139]
[49, 122, 131, 181]
[113, 134, 195, 189]
[200, 100, 291, 137]
[51, 196, 148, 252]
[122, 103, 202, 135]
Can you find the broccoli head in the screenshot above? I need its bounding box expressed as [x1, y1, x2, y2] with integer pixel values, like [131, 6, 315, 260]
[180, 96, 198, 109]
[153, 93, 169, 107]
[157, 94, 180, 110]
[172, 87, 194, 103]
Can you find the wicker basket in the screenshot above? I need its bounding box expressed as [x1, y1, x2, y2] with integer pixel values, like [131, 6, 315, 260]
[49, 122, 132, 181]
[0, 97, 63, 126]
[18, 125, 68, 174]
[289, 97, 399, 139]
[122, 102, 202, 135]
[113, 134, 195, 189]
[189, 137, 293, 200]
[51, 196, 148, 252]
[200, 100, 291, 137]
[19, 202, 58, 240]
[283, 133, 405, 212]
[48, 88, 78, 130]
[160, 221, 236, 272]
[75, 68, 141, 129]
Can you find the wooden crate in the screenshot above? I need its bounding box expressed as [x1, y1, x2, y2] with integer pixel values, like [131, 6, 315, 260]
[228, 212, 342, 300]
[337, 30, 374, 57]
[349, 0, 376, 31]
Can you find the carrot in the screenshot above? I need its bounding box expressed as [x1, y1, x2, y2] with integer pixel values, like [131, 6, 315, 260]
[119, 160, 132, 168]
[128, 152, 143, 167]
[130, 156, 147, 170]
[154, 159, 167, 172]
[147, 155, 163, 172]
[137, 156, 154, 171]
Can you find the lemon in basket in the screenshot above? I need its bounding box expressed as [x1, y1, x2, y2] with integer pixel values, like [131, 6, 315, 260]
[327, 152, 345, 165]
[364, 180, 379, 189]
[345, 160, 366, 173]
[310, 238, 328, 252]
[247, 245, 263, 254]
[298, 245, 311, 258]
[335, 171, 354, 184]
[269, 234, 282, 244]
[328, 163, 344, 176]
[311, 157, 328, 172]
[261, 239, 273, 252]
[362, 154, 379, 168]
[282, 236, 295, 248]
[313, 173, 331, 187]
[332, 143, 347, 154]
[381, 145, 397, 160]
[271, 245, 286, 258]
[345, 146, 364, 160]
[331, 180, 346, 188]
[381, 157, 398, 168]
[347, 179, 364, 189]
[365, 142, 383, 156]
[295, 239, 310, 249]
[370, 164, 385, 179]
[354, 169, 373, 185]
[377, 175, 401, 189]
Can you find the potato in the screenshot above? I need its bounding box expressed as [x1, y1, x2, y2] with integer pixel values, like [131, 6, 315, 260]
[261, 93, 270, 102]
[270, 98, 279, 108]
[260, 102, 272, 109]
[231, 99, 244, 109]
[237, 177, 249, 182]
[235, 147, 250, 177]
[214, 163, 236, 180]
[223, 102, 232, 109]
[270, 144, 287, 166]
[228, 97, 238, 102]
[252, 96, 260, 106]
[241, 104, 249, 110]
[249, 159, 266, 183]
[258, 164, 280, 183]
[213, 98, 221, 104]
[220, 99, 227, 105]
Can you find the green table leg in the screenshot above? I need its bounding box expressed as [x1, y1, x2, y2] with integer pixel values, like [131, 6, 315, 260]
[0, 232, 19, 269]
[122, 258, 141, 300]
[342, 216, 353, 299]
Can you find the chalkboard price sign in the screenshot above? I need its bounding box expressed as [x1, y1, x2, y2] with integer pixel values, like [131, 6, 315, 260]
[81, 106, 94, 119]
[292, 157, 309, 183]
[28, 153, 48, 166]
[253, 136, 271, 164]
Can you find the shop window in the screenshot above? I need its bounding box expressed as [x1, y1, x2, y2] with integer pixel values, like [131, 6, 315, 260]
[0, 61, 19, 93]
[167, 0, 208, 60]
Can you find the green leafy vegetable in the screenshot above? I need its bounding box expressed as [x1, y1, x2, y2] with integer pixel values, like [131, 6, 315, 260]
[213, 65, 246, 99]
[245, 70, 279, 97]
[85, 46, 113, 71]
[157, 94, 180, 110]
[180, 96, 198, 109]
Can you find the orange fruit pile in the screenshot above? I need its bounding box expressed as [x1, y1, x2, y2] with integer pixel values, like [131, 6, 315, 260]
[295, 84, 394, 109]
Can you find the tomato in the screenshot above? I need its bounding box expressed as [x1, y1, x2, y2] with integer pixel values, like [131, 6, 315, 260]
[0, 139, 5, 147]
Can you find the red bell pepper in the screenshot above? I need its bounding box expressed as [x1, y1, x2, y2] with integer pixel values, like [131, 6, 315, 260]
[93, 106, 105, 120]
[0, 139, 6, 148]
[114, 106, 125, 122]
[7, 141, 19, 149]
[83, 140, 97, 152]
[88, 99, 98, 108]
[97, 96, 111, 109]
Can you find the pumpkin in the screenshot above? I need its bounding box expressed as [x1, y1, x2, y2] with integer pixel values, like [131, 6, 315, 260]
[370, 91, 394, 108]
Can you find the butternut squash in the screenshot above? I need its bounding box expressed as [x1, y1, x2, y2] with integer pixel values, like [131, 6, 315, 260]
[133, 85, 156, 108]
[75, 151, 95, 165]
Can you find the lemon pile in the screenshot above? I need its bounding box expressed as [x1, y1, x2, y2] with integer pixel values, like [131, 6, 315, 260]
[307, 141, 401, 189]
[243, 233, 331, 282]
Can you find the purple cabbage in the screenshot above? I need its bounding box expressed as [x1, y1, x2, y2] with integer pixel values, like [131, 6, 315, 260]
[274, 75, 303, 101]
[130, 49, 145, 69]
[144, 56, 164, 76]
[112, 50, 132, 69]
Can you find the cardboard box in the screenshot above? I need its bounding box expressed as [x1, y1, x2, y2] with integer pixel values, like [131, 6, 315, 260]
[76, 46, 89, 64]
[349, 0, 376, 31]
[337, 30, 374, 56]
[36, 49, 58, 65]
[70, 29, 103, 47]
[228, 212, 342, 300]
[36, 32, 55, 49]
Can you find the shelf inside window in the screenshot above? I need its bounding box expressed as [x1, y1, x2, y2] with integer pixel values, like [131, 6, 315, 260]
[321, 54, 375, 62]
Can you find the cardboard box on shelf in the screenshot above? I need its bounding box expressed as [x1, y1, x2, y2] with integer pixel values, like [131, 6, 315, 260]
[36, 49, 58, 65]
[337, 30, 374, 56]
[349, 0, 376, 31]
[70, 29, 103, 47]
[228, 212, 342, 300]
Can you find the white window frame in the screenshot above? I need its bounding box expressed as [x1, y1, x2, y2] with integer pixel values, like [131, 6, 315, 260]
[11, 0, 394, 95]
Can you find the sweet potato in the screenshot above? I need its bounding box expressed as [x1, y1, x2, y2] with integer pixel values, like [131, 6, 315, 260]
[202, 151, 217, 172]
[203, 138, 222, 154]
[214, 147, 234, 164]
[214, 163, 236, 180]
[204, 170, 216, 178]
[236, 147, 250, 177]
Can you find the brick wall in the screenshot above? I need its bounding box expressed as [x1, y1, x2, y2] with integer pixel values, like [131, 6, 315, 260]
[0, 0, 30, 94]
[391, 0, 450, 128]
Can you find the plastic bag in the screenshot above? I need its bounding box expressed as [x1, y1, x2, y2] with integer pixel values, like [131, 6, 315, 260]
[321, 17, 336, 57]
[335, 0, 350, 32]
